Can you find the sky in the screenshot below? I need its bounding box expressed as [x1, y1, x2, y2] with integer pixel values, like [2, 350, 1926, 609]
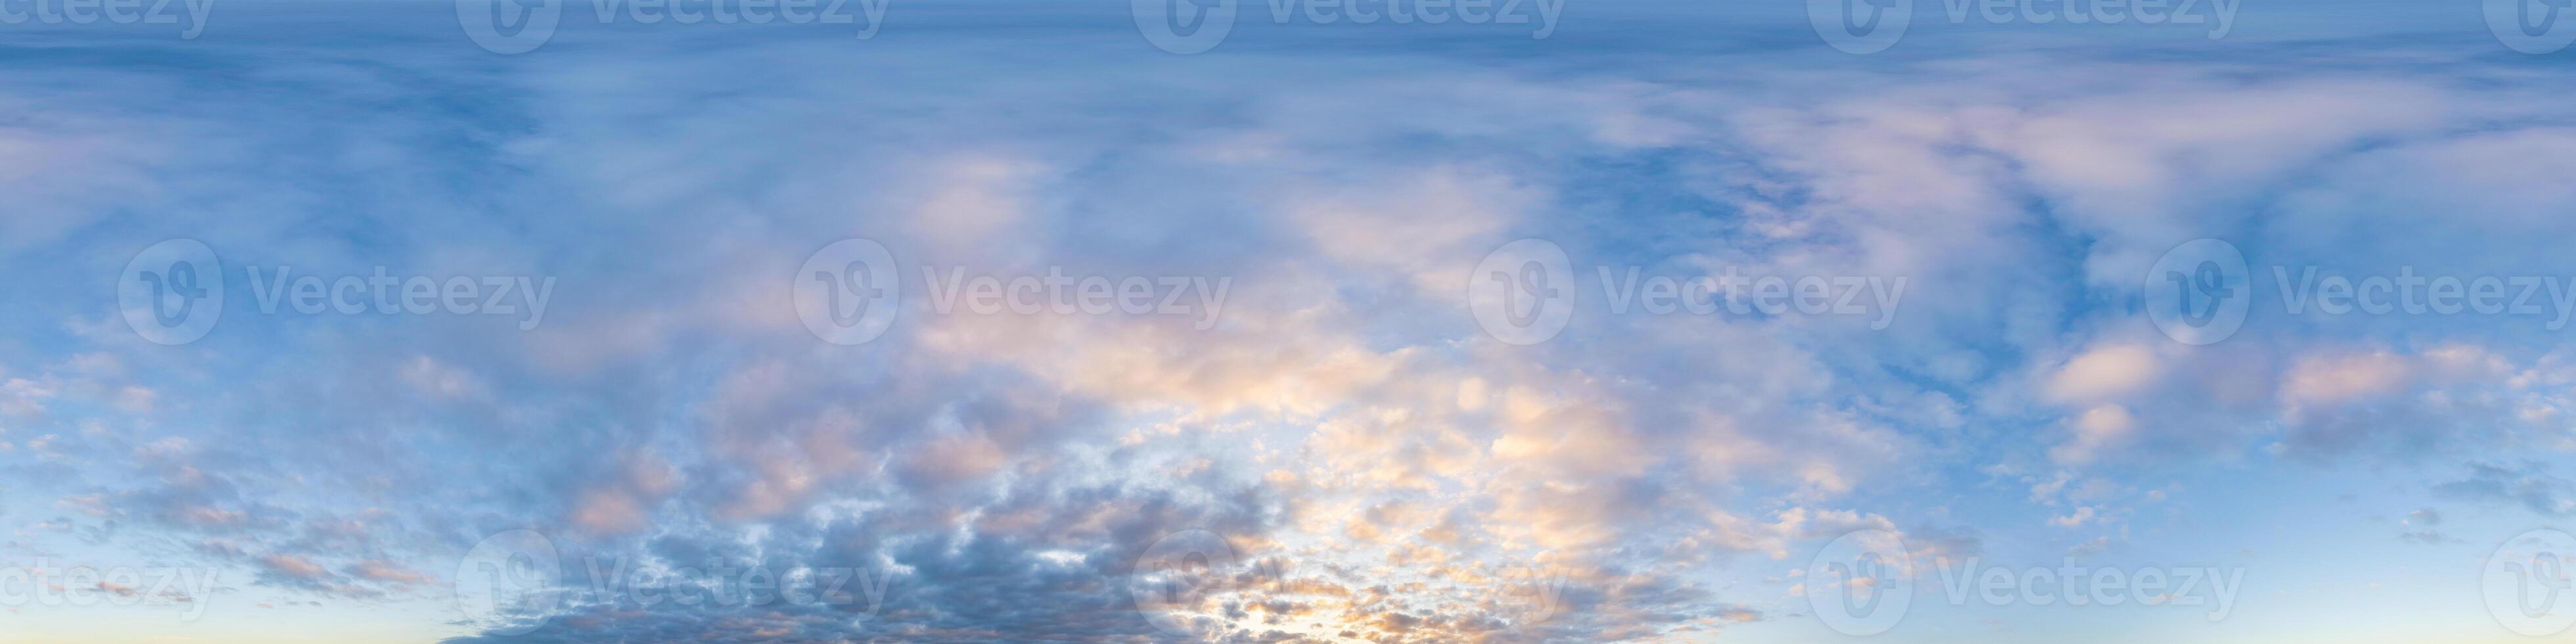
[4, 0, 2576, 642]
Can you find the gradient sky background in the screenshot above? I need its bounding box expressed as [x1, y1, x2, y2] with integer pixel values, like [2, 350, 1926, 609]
[5, 0, 2576, 641]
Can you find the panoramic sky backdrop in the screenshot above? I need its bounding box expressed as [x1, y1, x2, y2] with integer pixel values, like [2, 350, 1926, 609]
[4, 0, 2576, 642]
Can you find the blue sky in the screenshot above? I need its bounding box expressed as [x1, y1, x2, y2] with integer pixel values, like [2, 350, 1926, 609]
[4, 0, 2576, 642]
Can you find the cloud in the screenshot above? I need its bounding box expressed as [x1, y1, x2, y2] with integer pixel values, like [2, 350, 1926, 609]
[0, 9, 2571, 644]
[2050, 405, 2138, 467]
[2436, 462, 2576, 517]
[2044, 345, 2163, 404]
